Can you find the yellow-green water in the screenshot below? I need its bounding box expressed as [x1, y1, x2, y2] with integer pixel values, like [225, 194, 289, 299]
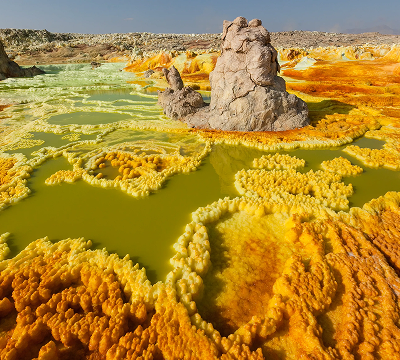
[5, 132, 97, 157]
[1, 63, 400, 284]
[48, 112, 131, 125]
[0, 155, 224, 283]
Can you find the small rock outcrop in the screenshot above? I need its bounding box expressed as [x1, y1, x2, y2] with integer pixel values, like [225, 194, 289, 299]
[91, 61, 102, 69]
[143, 69, 154, 78]
[158, 17, 310, 131]
[157, 66, 205, 119]
[0, 39, 44, 80]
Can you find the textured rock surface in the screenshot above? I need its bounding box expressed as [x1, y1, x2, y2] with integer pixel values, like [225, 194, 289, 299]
[162, 66, 183, 91]
[185, 17, 309, 131]
[0, 39, 44, 79]
[2, 27, 400, 66]
[158, 66, 205, 119]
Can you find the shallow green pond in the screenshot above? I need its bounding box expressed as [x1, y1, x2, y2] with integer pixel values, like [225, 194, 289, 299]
[48, 112, 131, 125]
[5, 132, 97, 158]
[0, 155, 224, 283]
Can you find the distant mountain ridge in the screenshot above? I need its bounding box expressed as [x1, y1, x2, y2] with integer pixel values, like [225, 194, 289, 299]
[346, 25, 400, 35]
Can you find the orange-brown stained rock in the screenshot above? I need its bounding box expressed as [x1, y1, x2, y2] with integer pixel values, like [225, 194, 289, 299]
[322, 218, 400, 360]
[125, 52, 218, 91]
[125, 52, 174, 73]
[283, 57, 400, 130]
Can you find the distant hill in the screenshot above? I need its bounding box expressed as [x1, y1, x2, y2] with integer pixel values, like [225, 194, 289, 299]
[346, 25, 400, 35]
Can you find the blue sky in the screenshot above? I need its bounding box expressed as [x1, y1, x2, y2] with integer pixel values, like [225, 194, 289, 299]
[1, 0, 400, 34]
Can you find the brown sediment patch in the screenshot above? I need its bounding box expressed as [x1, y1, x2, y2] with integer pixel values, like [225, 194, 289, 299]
[0, 105, 10, 112]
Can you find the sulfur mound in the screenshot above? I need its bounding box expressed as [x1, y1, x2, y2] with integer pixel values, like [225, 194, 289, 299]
[183, 17, 309, 131]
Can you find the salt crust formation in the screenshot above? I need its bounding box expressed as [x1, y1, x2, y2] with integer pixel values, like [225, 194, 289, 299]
[0, 102, 380, 209]
[235, 155, 360, 211]
[344, 126, 400, 170]
[1, 107, 400, 358]
[158, 17, 309, 132]
[0, 39, 44, 80]
[321, 157, 363, 176]
[170, 191, 400, 359]
[45, 140, 211, 198]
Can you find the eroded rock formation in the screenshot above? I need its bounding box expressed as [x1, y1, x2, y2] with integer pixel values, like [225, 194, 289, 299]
[0, 39, 44, 80]
[158, 17, 309, 131]
[157, 66, 205, 119]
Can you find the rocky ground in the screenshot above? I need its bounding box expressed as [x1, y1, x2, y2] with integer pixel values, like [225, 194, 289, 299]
[1, 28, 400, 65]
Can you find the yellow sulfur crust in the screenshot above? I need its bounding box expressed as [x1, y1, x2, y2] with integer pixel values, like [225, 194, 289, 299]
[0, 153, 32, 211]
[321, 157, 363, 176]
[45, 141, 211, 197]
[253, 153, 305, 170]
